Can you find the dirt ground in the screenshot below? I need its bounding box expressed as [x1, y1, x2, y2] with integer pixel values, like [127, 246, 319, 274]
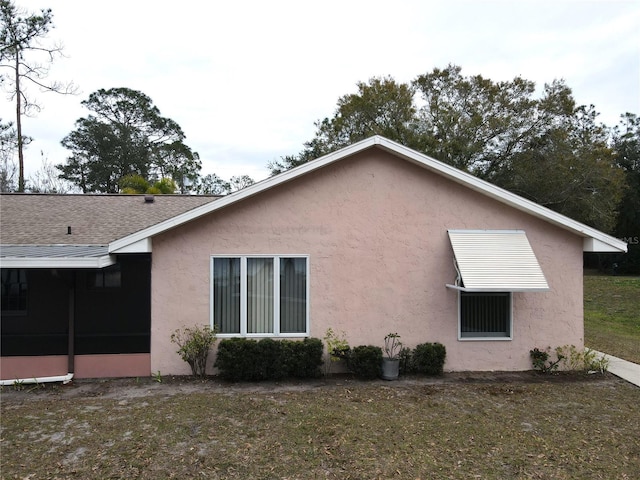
[1, 370, 613, 402]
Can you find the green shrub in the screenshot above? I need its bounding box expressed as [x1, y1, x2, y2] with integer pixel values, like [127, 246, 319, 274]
[214, 338, 324, 381]
[170, 325, 217, 377]
[530, 347, 564, 373]
[349, 345, 382, 379]
[324, 328, 350, 361]
[398, 347, 414, 375]
[284, 338, 324, 378]
[531, 345, 610, 374]
[214, 338, 260, 381]
[413, 342, 446, 375]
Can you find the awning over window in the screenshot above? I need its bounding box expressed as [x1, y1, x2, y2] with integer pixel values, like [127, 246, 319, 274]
[446, 230, 550, 292]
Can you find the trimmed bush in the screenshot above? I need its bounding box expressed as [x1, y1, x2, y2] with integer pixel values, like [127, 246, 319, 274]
[284, 338, 324, 378]
[349, 345, 383, 379]
[214, 338, 261, 381]
[398, 346, 415, 375]
[413, 342, 446, 375]
[214, 338, 324, 381]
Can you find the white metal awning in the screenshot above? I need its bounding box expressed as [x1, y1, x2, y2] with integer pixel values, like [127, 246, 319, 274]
[446, 230, 550, 292]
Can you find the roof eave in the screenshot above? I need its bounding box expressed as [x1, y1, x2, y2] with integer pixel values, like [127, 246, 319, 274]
[107, 135, 627, 254]
[0, 255, 116, 269]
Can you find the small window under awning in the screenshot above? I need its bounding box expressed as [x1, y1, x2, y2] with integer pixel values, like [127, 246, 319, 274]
[446, 230, 550, 292]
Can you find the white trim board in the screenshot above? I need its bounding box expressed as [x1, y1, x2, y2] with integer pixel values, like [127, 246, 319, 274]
[105, 136, 627, 255]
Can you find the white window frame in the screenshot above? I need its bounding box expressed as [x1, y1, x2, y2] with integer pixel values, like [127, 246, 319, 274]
[457, 291, 513, 341]
[210, 255, 310, 338]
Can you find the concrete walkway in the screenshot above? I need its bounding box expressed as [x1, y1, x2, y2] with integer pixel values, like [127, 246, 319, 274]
[593, 350, 640, 387]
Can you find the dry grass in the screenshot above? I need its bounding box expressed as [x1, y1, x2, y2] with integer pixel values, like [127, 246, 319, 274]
[2, 374, 639, 479]
[584, 274, 640, 363]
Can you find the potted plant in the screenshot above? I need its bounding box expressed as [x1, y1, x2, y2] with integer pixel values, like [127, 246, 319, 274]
[381, 332, 402, 380]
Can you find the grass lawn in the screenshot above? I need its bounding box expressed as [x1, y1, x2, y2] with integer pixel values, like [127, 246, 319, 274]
[1, 374, 639, 479]
[584, 274, 640, 363]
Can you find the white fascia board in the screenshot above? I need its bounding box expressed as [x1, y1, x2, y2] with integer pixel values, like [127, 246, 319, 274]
[110, 237, 152, 254]
[0, 255, 116, 269]
[583, 237, 627, 253]
[107, 135, 626, 254]
[374, 137, 627, 253]
[108, 138, 380, 253]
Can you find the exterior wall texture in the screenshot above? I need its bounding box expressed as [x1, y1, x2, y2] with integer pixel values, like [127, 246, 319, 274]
[150, 149, 584, 374]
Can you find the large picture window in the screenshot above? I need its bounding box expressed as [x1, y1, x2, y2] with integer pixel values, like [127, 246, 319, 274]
[211, 256, 309, 336]
[459, 292, 512, 340]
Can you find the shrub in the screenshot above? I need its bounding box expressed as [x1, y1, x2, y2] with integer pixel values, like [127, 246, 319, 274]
[258, 338, 288, 380]
[285, 338, 324, 378]
[413, 342, 446, 375]
[170, 325, 217, 377]
[398, 347, 414, 375]
[530, 347, 564, 373]
[324, 328, 350, 360]
[349, 345, 382, 379]
[214, 338, 324, 381]
[536, 345, 610, 374]
[323, 328, 351, 375]
[214, 338, 261, 381]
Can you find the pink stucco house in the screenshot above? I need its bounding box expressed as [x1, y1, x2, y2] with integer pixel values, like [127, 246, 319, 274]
[0, 136, 627, 382]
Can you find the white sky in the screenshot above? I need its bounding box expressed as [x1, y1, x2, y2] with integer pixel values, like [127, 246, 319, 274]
[3, 0, 639, 184]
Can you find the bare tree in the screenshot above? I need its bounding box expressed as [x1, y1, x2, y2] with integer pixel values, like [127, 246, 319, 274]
[0, 1, 76, 192]
[28, 151, 76, 193]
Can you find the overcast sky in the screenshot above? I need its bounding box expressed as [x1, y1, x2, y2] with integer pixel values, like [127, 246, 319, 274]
[3, 0, 639, 184]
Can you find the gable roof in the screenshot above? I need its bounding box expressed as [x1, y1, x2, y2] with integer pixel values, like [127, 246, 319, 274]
[0, 136, 627, 269]
[108, 136, 626, 255]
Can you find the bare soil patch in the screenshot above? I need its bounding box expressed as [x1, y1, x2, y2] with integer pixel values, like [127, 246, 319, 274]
[2, 372, 638, 480]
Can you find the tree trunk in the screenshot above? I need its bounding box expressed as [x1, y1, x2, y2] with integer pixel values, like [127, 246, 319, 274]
[15, 52, 25, 193]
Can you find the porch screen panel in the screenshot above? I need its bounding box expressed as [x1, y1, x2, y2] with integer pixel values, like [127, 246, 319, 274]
[213, 258, 241, 334]
[247, 258, 273, 333]
[280, 258, 307, 333]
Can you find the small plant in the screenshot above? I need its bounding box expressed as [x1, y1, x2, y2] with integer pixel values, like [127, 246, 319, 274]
[586, 352, 610, 374]
[171, 325, 217, 377]
[555, 345, 610, 374]
[530, 347, 564, 373]
[323, 328, 351, 375]
[383, 332, 402, 360]
[12, 379, 24, 391]
[152, 370, 162, 383]
[324, 328, 350, 360]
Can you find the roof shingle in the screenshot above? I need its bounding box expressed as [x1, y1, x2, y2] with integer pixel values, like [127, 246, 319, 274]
[0, 194, 219, 246]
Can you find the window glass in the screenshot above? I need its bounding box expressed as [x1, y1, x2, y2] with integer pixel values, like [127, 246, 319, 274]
[213, 258, 241, 334]
[280, 257, 307, 333]
[460, 292, 511, 339]
[211, 256, 308, 336]
[247, 258, 274, 334]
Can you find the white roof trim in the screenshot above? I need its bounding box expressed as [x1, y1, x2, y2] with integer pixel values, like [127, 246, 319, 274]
[111, 237, 152, 254]
[0, 255, 115, 269]
[447, 230, 550, 292]
[108, 136, 627, 254]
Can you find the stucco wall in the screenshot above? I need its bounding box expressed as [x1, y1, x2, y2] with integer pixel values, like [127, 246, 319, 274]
[151, 148, 584, 374]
